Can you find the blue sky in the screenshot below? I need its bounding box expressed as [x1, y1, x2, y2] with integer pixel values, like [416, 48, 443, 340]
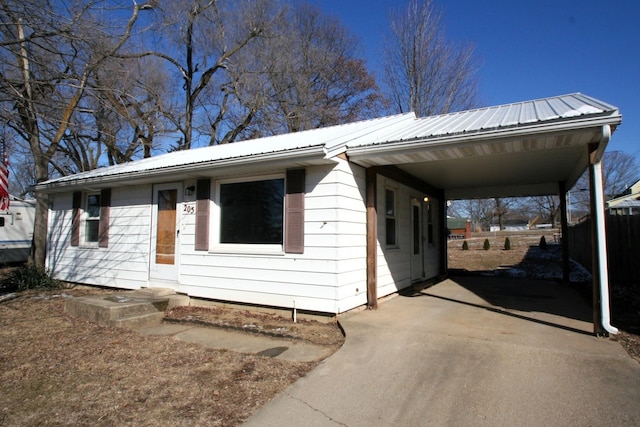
[308, 0, 640, 163]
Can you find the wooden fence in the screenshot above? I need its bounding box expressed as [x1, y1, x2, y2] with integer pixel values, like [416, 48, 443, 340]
[568, 215, 640, 285]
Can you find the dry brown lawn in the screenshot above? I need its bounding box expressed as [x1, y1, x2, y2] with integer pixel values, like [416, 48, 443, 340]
[0, 289, 343, 427]
[1, 230, 638, 425]
[447, 230, 560, 273]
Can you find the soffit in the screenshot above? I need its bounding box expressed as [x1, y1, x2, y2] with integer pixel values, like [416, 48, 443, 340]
[346, 94, 621, 199]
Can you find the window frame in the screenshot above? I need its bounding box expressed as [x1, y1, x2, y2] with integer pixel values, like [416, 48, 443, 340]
[385, 187, 398, 248]
[82, 192, 101, 246]
[71, 189, 110, 248]
[426, 200, 434, 246]
[212, 174, 286, 254]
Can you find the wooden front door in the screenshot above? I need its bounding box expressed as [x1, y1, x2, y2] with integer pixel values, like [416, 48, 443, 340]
[150, 183, 182, 286]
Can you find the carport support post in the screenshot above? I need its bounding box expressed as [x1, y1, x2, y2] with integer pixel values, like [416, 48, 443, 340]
[366, 167, 378, 309]
[588, 137, 617, 336]
[559, 181, 570, 282]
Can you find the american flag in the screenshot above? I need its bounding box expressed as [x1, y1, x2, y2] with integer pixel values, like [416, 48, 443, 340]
[0, 140, 9, 211]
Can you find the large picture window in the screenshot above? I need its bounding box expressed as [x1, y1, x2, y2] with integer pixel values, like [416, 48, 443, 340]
[219, 178, 284, 245]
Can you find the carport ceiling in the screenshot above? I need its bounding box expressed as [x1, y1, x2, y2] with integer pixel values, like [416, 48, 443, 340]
[346, 93, 621, 200]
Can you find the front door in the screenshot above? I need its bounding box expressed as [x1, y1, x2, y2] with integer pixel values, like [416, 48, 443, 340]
[150, 183, 182, 287]
[411, 198, 424, 282]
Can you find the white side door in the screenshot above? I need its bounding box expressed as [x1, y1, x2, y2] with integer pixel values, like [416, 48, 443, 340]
[410, 198, 424, 282]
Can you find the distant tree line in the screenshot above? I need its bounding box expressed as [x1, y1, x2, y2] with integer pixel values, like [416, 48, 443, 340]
[448, 150, 639, 230]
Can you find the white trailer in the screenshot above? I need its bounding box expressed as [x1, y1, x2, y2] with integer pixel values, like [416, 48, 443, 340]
[0, 196, 35, 263]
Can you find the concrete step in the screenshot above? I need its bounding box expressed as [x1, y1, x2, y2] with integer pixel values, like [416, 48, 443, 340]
[64, 289, 189, 329]
[131, 287, 176, 298]
[167, 294, 191, 309]
[109, 311, 167, 329]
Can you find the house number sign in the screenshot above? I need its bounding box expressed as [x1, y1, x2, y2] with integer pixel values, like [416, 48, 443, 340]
[183, 203, 195, 214]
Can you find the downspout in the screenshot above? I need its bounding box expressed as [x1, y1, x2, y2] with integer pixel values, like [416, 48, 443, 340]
[590, 125, 618, 336]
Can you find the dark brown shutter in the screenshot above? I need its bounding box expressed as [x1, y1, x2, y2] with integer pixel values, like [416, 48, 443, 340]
[195, 179, 211, 251]
[285, 169, 305, 254]
[98, 188, 111, 248]
[71, 191, 81, 247]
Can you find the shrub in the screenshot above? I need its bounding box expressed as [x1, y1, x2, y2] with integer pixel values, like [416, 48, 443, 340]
[504, 237, 511, 251]
[483, 238, 490, 251]
[0, 264, 65, 292]
[462, 240, 469, 250]
[539, 235, 547, 250]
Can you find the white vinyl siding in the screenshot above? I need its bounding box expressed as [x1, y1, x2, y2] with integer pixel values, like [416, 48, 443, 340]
[376, 175, 441, 299]
[45, 160, 440, 314]
[47, 185, 152, 289]
[178, 161, 367, 313]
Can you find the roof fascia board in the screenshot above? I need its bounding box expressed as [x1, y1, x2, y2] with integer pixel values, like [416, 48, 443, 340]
[346, 114, 621, 160]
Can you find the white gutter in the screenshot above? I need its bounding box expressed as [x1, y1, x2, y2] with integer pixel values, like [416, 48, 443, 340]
[592, 125, 618, 335]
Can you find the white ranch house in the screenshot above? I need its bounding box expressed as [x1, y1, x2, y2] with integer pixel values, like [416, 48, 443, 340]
[37, 93, 622, 334]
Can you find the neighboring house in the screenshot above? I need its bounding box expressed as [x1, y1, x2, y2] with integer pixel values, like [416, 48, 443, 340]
[489, 219, 530, 232]
[0, 196, 35, 263]
[607, 179, 640, 216]
[36, 93, 622, 321]
[447, 217, 471, 239]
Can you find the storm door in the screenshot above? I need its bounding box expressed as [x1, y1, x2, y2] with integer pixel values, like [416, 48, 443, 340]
[150, 183, 182, 286]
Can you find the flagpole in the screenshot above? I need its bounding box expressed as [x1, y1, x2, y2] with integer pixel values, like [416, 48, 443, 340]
[0, 136, 10, 211]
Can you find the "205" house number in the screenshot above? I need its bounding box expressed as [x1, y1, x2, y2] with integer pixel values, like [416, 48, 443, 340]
[183, 204, 195, 214]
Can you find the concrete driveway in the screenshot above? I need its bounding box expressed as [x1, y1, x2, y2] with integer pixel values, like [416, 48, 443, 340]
[243, 276, 640, 426]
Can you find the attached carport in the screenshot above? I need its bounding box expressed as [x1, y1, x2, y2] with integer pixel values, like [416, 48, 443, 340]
[345, 93, 622, 336]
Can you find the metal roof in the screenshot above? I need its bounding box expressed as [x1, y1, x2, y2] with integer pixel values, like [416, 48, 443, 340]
[345, 93, 621, 199]
[37, 113, 415, 191]
[349, 93, 619, 147]
[37, 93, 621, 200]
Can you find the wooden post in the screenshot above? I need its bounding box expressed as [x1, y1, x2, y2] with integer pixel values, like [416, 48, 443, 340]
[366, 168, 378, 309]
[439, 196, 448, 276]
[559, 181, 570, 282]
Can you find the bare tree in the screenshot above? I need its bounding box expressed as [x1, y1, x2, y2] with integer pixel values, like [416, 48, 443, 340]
[569, 150, 639, 218]
[459, 198, 494, 231]
[528, 195, 561, 226]
[122, 0, 281, 150]
[494, 198, 510, 230]
[254, 3, 383, 135]
[383, 0, 479, 116]
[0, 0, 150, 266]
[55, 54, 175, 174]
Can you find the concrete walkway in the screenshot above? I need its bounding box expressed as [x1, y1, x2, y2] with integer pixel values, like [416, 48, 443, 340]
[137, 322, 336, 363]
[243, 276, 640, 426]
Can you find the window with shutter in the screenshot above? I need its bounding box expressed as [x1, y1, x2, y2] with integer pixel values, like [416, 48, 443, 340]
[195, 179, 211, 251]
[70, 189, 110, 248]
[285, 169, 305, 254]
[71, 191, 81, 247]
[99, 189, 110, 248]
